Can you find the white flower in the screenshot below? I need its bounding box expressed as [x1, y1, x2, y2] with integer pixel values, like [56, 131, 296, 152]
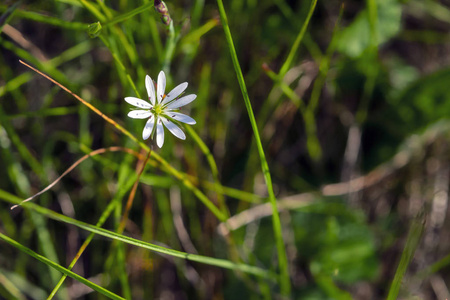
[125, 71, 197, 148]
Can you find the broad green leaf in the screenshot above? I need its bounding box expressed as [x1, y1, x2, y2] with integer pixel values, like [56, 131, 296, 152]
[338, 0, 402, 57]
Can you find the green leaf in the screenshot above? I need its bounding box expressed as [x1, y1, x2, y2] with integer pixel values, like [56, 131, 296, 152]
[338, 0, 402, 57]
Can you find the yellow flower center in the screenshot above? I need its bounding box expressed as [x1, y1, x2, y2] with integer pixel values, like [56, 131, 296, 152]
[153, 104, 163, 115]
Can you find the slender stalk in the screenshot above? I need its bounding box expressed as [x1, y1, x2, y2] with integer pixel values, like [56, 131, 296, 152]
[278, 0, 318, 77]
[117, 148, 152, 234]
[0, 233, 125, 300]
[162, 21, 177, 73]
[102, 2, 154, 27]
[0, 190, 276, 280]
[387, 215, 425, 300]
[99, 35, 140, 97]
[47, 195, 122, 299]
[185, 126, 227, 213]
[10, 147, 136, 210]
[215, 0, 291, 295]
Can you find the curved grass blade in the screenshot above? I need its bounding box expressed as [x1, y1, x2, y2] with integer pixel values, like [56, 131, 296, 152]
[0, 233, 125, 300]
[10, 147, 141, 210]
[0, 190, 275, 280]
[215, 0, 291, 295]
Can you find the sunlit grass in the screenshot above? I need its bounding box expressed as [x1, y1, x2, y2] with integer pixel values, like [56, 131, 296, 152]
[1, 0, 450, 299]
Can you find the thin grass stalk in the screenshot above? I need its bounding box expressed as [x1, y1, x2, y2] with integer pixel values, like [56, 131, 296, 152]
[355, 0, 379, 125]
[5, 145, 148, 298]
[79, 0, 137, 65]
[78, 0, 106, 22]
[302, 5, 344, 161]
[0, 38, 68, 85]
[0, 270, 27, 300]
[11, 147, 138, 210]
[76, 144, 263, 204]
[185, 126, 227, 213]
[278, 0, 318, 78]
[307, 5, 343, 114]
[416, 253, 450, 280]
[0, 103, 66, 296]
[95, 0, 114, 20]
[0, 233, 125, 300]
[102, 2, 154, 27]
[98, 35, 140, 97]
[387, 215, 425, 300]
[0, 105, 44, 178]
[0, 190, 275, 280]
[0, 4, 87, 30]
[162, 21, 177, 73]
[215, 0, 291, 295]
[47, 191, 124, 299]
[148, 13, 164, 64]
[117, 148, 152, 234]
[1, 41, 91, 97]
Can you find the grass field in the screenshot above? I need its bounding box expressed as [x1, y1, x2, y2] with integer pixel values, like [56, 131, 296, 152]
[2, 0, 450, 299]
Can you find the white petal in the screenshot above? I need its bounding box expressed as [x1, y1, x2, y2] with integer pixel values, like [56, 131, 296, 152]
[157, 71, 166, 104]
[161, 82, 188, 105]
[161, 117, 186, 140]
[145, 75, 155, 106]
[127, 110, 152, 119]
[156, 118, 165, 148]
[125, 97, 151, 109]
[165, 94, 197, 109]
[142, 115, 155, 140]
[166, 112, 196, 125]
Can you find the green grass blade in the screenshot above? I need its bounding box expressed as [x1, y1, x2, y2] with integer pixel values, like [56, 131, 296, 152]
[416, 252, 450, 279]
[163, 21, 177, 72]
[0, 233, 125, 300]
[47, 175, 135, 299]
[0, 190, 275, 280]
[0, 269, 26, 300]
[0, 268, 47, 300]
[78, 0, 106, 22]
[0, 5, 87, 30]
[215, 0, 291, 295]
[102, 2, 154, 27]
[387, 215, 425, 300]
[278, 0, 318, 77]
[185, 126, 227, 213]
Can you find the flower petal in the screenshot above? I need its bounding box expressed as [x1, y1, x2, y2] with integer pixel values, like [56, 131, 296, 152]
[161, 82, 188, 105]
[165, 94, 197, 109]
[142, 115, 155, 140]
[125, 97, 152, 109]
[157, 71, 166, 104]
[156, 118, 165, 148]
[161, 117, 186, 140]
[128, 110, 152, 119]
[166, 112, 196, 125]
[145, 75, 156, 106]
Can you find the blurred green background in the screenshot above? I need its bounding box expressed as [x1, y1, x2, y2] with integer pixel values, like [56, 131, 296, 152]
[1, 0, 450, 299]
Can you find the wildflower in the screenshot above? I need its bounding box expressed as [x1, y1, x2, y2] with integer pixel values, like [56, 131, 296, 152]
[125, 71, 196, 148]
